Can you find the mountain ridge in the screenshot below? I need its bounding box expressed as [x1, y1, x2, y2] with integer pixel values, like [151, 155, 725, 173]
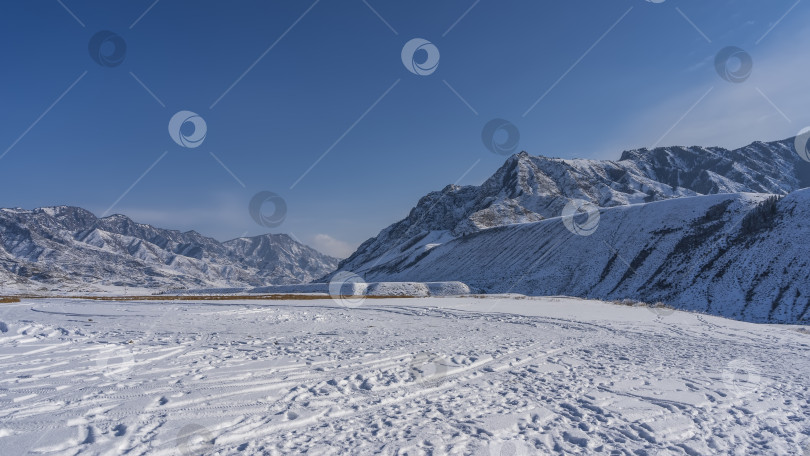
[3, 135, 808, 324]
[0, 206, 338, 292]
[332, 137, 809, 278]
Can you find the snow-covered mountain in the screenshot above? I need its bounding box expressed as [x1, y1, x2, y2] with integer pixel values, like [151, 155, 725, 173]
[0, 206, 338, 292]
[331, 138, 810, 323]
[337, 139, 809, 274]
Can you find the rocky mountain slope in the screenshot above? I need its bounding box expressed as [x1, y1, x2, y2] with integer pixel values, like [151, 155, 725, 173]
[0, 206, 338, 292]
[330, 138, 810, 323]
[336, 139, 809, 273]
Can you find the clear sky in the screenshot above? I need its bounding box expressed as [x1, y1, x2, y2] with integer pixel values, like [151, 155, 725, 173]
[1, 0, 808, 258]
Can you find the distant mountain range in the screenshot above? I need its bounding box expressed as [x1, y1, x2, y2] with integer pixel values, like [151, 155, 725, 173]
[0, 206, 337, 292]
[329, 138, 810, 323]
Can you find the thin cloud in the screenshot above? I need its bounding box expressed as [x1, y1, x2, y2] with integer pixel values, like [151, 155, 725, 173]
[105, 192, 250, 241]
[310, 234, 356, 259]
[606, 22, 810, 155]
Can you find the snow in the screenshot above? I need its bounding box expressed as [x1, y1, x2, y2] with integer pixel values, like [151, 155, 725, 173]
[1, 296, 808, 455]
[185, 281, 473, 297]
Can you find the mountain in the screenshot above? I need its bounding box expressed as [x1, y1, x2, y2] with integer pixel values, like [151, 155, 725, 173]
[0, 206, 338, 292]
[335, 138, 809, 274]
[330, 138, 810, 323]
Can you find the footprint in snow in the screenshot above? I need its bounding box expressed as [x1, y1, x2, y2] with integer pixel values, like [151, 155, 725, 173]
[113, 424, 126, 437]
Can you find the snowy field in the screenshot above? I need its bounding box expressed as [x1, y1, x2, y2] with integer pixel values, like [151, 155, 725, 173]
[0, 296, 809, 455]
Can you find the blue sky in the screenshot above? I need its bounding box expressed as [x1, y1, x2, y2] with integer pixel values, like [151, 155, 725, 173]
[1, 0, 808, 257]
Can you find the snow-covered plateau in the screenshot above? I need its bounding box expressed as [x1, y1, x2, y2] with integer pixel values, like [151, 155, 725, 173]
[1, 296, 808, 455]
